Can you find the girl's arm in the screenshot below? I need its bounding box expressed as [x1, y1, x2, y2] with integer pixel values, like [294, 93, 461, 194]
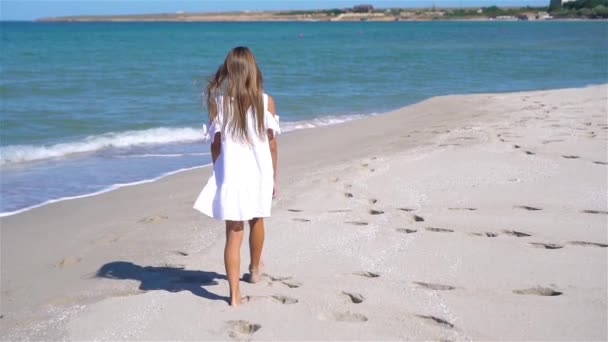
[267, 96, 278, 195]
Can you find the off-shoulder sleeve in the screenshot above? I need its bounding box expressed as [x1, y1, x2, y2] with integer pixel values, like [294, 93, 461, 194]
[263, 93, 280, 134]
[265, 111, 280, 134]
[203, 96, 224, 142]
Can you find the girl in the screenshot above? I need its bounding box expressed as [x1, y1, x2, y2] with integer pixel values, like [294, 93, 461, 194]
[193, 47, 279, 307]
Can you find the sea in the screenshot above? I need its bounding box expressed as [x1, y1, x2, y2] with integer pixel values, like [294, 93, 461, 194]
[1, 21, 607, 216]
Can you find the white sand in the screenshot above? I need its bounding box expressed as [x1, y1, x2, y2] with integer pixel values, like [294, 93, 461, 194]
[1, 85, 606, 340]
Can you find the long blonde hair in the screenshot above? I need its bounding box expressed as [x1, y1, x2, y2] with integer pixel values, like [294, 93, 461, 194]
[205, 46, 265, 143]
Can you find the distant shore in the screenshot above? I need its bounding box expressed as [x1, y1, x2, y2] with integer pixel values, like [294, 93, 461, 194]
[35, 8, 555, 22]
[33, 3, 608, 22]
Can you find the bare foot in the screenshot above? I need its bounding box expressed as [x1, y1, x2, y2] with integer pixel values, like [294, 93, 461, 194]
[248, 266, 262, 284]
[230, 294, 242, 307]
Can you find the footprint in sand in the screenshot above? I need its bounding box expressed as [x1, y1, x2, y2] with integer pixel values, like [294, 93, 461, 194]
[369, 199, 378, 204]
[345, 221, 368, 226]
[581, 209, 608, 215]
[292, 218, 311, 222]
[138, 215, 168, 224]
[513, 286, 562, 296]
[513, 144, 521, 149]
[502, 230, 532, 237]
[226, 320, 262, 339]
[328, 209, 352, 213]
[413, 214, 425, 222]
[542, 139, 564, 144]
[369, 209, 384, 215]
[329, 176, 340, 183]
[425, 227, 454, 233]
[562, 155, 580, 159]
[567, 241, 608, 248]
[396, 228, 417, 234]
[241, 295, 299, 305]
[344, 192, 354, 198]
[91, 233, 121, 244]
[415, 314, 454, 329]
[56, 256, 82, 268]
[524, 151, 535, 155]
[413, 282, 456, 291]
[399, 208, 415, 212]
[470, 232, 498, 237]
[319, 311, 368, 322]
[448, 207, 477, 211]
[514, 205, 542, 211]
[592, 161, 607, 165]
[264, 274, 292, 282]
[271, 295, 299, 304]
[287, 209, 303, 212]
[530, 242, 563, 250]
[342, 291, 365, 304]
[281, 279, 302, 288]
[173, 251, 189, 256]
[353, 271, 380, 278]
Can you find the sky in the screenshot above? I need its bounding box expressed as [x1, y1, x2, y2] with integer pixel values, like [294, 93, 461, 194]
[1, 0, 550, 21]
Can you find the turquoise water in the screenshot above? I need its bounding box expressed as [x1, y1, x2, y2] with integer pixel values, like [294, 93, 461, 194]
[1, 21, 607, 214]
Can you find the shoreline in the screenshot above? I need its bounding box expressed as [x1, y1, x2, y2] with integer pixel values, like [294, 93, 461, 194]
[0, 113, 374, 217]
[2, 82, 605, 218]
[0, 164, 211, 218]
[1, 84, 606, 340]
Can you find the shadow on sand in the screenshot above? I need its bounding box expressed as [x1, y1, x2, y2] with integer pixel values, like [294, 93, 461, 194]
[96, 261, 228, 303]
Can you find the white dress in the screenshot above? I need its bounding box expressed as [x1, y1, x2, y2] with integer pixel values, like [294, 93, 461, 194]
[193, 93, 280, 221]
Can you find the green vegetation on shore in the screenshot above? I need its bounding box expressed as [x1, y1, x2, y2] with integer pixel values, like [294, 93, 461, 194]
[275, 9, 346, 16]
[277, 6, 550, 18]
[443, 6, 547, 18]
[552, 0, 608, 18]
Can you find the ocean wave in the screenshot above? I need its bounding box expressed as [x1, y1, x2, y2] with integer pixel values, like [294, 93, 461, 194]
[0, 113, 374, 166]
[280, 113, 375, 132]
[0, 126, 205, 165]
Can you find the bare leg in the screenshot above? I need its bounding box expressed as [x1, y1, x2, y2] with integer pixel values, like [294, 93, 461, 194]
[248, 217, 265, 283]
[224, 220, 244, 306]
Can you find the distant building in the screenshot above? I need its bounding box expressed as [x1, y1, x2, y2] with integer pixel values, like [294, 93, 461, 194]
[353, 4, 374, 13]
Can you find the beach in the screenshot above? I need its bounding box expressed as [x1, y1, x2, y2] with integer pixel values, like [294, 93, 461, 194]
[1, 85, 606, 340]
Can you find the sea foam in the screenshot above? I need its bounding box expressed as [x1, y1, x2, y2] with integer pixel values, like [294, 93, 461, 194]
[0, 113, 374, 166]
[0, 126, 204, 165]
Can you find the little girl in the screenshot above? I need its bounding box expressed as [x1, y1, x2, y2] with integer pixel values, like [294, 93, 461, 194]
[193, 47, 279, 306]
